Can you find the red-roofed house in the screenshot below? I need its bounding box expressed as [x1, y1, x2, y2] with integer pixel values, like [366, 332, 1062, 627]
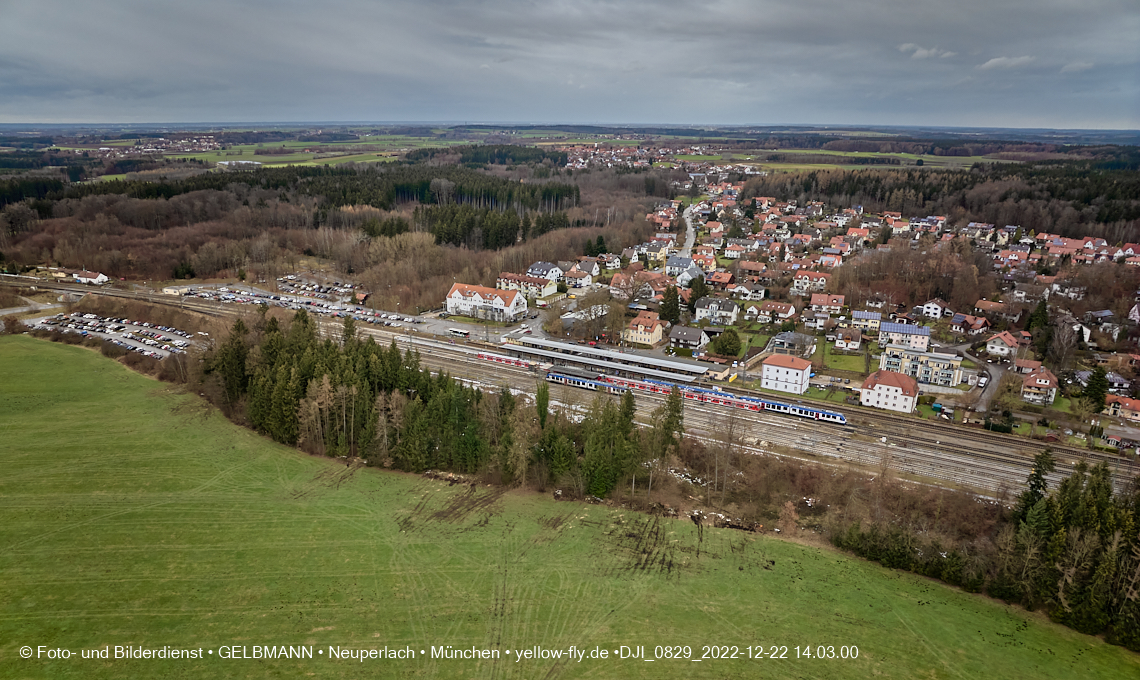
[810, 294, 845, 314]
[707, 271, 735, 289]
[446, 283, 527, 322]
[760, 354, 812, 395]
[1021, 367, 1058, 406]
[756, 301, 796, 323]
[623, 311, 664, 346]
[860, 370, 918, 413]
[497, 272, 558, 299]
[1105, 395, 1140, 423]
[791, 270, 831, 294]
[986, 331, 1020, 357]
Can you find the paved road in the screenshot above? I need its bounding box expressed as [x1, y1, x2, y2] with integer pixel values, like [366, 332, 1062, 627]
[680, 205, 696, 258]
[0, 297, 62, 317]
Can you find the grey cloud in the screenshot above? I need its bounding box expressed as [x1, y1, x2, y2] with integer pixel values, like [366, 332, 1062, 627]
[978, 56, 1036, 70]
[0, 0, 1134, 128]
[899, 44, 956, 60]
[1061, 62, 1095, 73]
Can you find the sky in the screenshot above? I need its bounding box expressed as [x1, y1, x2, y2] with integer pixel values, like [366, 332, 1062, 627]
[0, 0, 1137, 129]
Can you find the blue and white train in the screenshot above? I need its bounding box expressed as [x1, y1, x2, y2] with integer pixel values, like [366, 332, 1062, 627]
[545, 369, 847, 424]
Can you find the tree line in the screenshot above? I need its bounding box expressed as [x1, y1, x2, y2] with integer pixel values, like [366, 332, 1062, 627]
[204, 310, 684, 494]
[740, 165, 1140, 242]
[411, 205, 571, 250]
[405, 144, 568, 167]
[50, 163, 580, 218]
[832, 450, 1140, 652]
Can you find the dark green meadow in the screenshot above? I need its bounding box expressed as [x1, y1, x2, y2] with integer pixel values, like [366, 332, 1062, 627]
[1, 336, 1136, 679]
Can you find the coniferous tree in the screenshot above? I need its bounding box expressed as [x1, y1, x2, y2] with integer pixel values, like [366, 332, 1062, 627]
[536, 380, 549, 430]
[688, 276, 709, 313]
[1085, 367, 1109, 414]
[660, 284, 681, 324]
[215, 318, 250, 404]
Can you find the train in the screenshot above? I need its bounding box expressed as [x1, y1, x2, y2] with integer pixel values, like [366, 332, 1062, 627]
[545, 368, 847, 425]
[476, 351, 535, 369]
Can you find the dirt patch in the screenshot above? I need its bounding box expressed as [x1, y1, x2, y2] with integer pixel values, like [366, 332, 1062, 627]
[288, 462, 364, 500]
[431, 485, 507, 523]
[601, 514, 682, 578]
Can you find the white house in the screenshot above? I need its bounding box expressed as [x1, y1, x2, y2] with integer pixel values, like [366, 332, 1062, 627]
[694, 297, 740, 325]
[760, 354, 812, 395]
[526, 262, 564, 282]
[791, 271, 830, 294]
[563, 270, 592, 289]
[1021, 367, 1059, 405]
[669, 325, 710, 351]
[665, 256, 694, 277]
[74, 270, 109, 285]
[986, 331, 1020, 357]
[834, 327, 862, 351]
[497, 272, 557, 299]
[445, 283, 527, 322]
[922, 298, 952, 319]
[860, 370, 918, 413]
[756, 301, 796, 324]
[878, 322, 931, 352]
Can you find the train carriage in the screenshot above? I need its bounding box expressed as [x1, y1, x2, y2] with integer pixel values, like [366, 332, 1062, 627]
[476, 351, 533, 369]
[542, 366, 846, 425]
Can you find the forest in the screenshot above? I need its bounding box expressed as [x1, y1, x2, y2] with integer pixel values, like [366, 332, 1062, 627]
[0, 155, 664, 312]
[832, 451, 1140, 652]
[740, 163, 1140, 242]
[203, 310, 683, 498]
[405, 144, 568, 167]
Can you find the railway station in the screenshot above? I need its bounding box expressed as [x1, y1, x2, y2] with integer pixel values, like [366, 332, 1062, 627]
[499, 337, 708, 384]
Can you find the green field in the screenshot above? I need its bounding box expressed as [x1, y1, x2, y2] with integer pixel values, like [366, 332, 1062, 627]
[1, 336, 1137, 679]
[164, 137, 470, 167]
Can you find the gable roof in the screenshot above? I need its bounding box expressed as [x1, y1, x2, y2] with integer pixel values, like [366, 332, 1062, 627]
[988, 331, 1019, 348]
[762, 354, 812, 371]
[863, 370, 918, 396]
[448, 283, 521, 306]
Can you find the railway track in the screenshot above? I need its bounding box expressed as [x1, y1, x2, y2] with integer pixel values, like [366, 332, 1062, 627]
[9, 278, 1136, 494]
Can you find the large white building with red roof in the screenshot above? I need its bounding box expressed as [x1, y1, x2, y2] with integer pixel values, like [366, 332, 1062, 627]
[445, 283, 527, 322]
[760, 354, 812, 395]
[860, 370, 918, 413]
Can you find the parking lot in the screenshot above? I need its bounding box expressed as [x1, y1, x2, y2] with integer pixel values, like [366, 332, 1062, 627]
[28, 312, 196, 360]
[176, 281, 428, 330]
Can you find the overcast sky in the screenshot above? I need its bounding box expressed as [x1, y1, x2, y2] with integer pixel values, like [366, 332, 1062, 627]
[1, 0, 1136, 129]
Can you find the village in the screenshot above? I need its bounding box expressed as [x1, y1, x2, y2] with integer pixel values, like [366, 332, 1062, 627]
[440, 175, 1140, 451]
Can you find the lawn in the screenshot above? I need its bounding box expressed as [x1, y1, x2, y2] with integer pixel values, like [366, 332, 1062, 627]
[1, 336, 1137, 679]
[815, 345, 868, 374]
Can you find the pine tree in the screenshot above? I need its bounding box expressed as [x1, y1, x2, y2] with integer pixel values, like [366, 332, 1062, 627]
[1085, 367, 1109, 414]
[660, 284, 681, 324]
[1027, 299, 1049, 332]
[341, 315, 357, 346]
[536, 380, 549, 430]
[1014, 448, 1056, 522]
[215, 318, 250, 405]
[689, 276, 709, 313]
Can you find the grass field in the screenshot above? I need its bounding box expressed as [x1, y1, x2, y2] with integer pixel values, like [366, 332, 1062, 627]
[1, 336, 1137, 679]
[815, 345, 868, 374]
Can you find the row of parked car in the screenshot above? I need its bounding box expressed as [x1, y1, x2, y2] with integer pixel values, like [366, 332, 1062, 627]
[32, 313, 195, 359]
[184, 286, 425, 329]
[275, 275, 361, 302]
